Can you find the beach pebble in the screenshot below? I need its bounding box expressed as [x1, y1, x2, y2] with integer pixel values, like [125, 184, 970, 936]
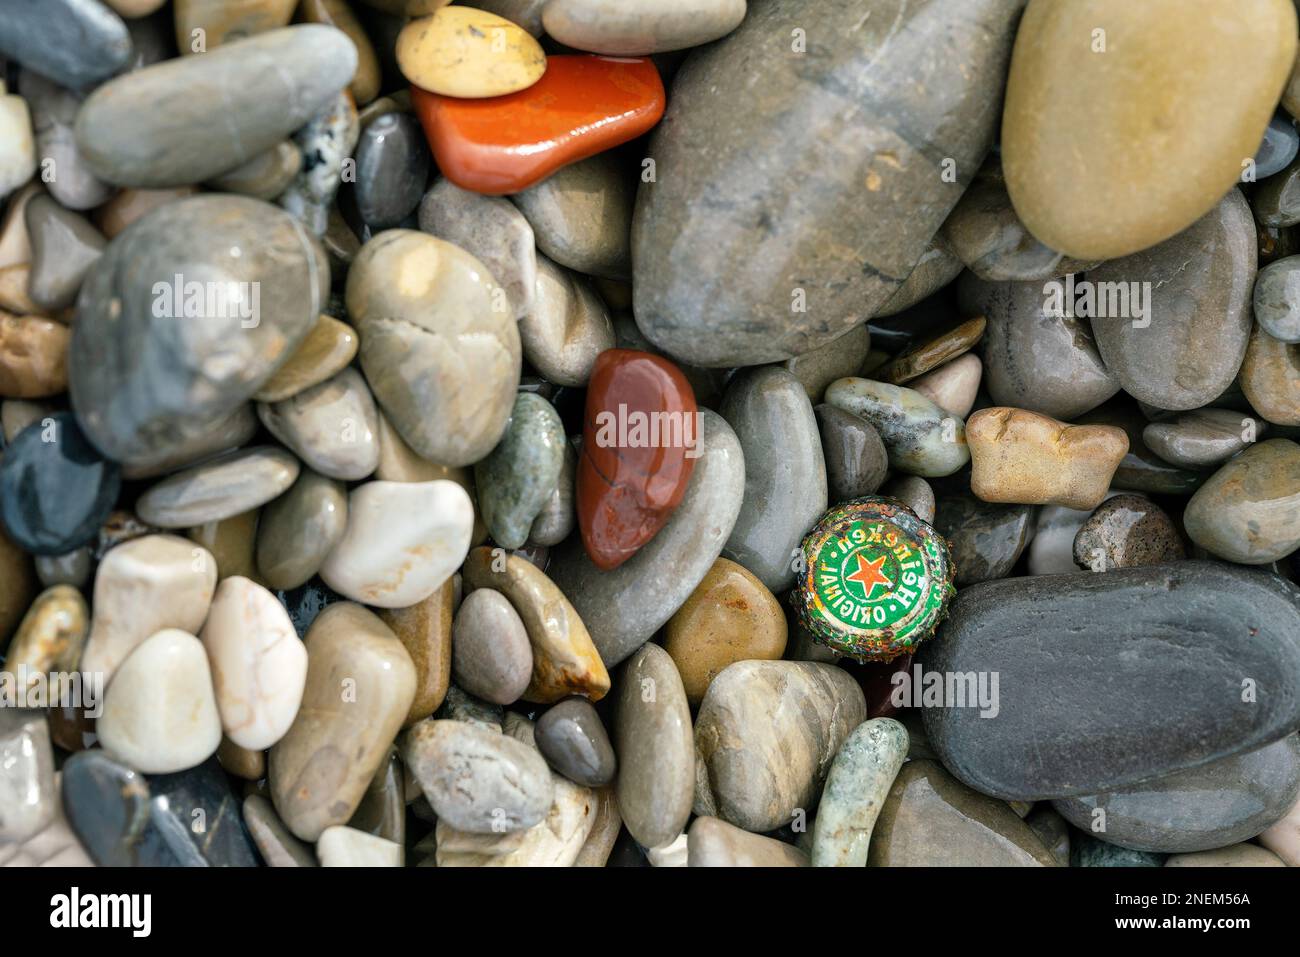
[450, 588, 533, 705]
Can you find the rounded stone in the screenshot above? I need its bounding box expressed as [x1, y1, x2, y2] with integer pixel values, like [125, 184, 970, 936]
[815, 404, 888, 504]
[1072, 494, 1186, 571]
[450, 587, 533, 705]
[377, 580, 455, 727]
[541, 0, 746, 55]
[474, 392, 565, 550]
[353, 112, 430, 230]
[3, 583, 87, 680]
[68, 194, 328, 468]
[824, 378, 969, 478]
[1002, 0, 1297, 260]
[256, 470, 348, 592]
[536, 697, 616, 787]
[135, 446, 300, 529]
[0, 412, 121, 556]
[511, 152, 632, 280]
[1254, 254, 1300, 343]
[811, 717, 910, 867]
[518, 255, 615, 387]
[347, 230, 521, 468]
[257, 367, 380, 482]
[933, 493, 1033, 586]
[252, 314, 358, 404]
[97, 628, 223, 775]
[396, 6, 546, 98]
[1184, 438, 1300, 564]
[319, 479, 473, 609]
[1143, 409, 1268, 469]
[662, 558, 787, 707]
[207, 141, 303, 201]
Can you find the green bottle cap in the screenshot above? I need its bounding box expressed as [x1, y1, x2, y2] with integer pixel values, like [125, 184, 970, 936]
[794, 496, 955, 662]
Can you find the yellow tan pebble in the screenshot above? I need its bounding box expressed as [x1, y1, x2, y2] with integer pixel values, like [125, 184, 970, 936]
[396, 6, 547, 98]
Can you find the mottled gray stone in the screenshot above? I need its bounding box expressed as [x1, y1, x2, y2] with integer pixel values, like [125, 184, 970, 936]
[75, 25, 356, 187]
[528, 443, 575, 547]
[1072, 493, 1185, 570]
[68, 194, 327, 468]
[1253, 254, 1300, 343]
[18, 71, 113, 210]
[1071, 832, 1166, 867]
[279, 91, 358, 236]
[631, 0, 1024, 366]
[825, 377, 969, 477]
[958, 273, 1120, 420]
[548, 409, 745, 667]
[815, 404, 888, 504]
[1089, 189, 1256, 411]
[402, 718, 553, 834]
[474, 392, 565, 550]
[613, 643, 693, 847]
[695, 660, 866, 833]
[1054, 735, 1300, 853]
[419, 177, 536, 320]
[920, 562, 1300, 800]
[719, 367, 826, 593]
[536, 697, 616, 787]
[810, 717, 908, 867]
[0, 0, 132, 91]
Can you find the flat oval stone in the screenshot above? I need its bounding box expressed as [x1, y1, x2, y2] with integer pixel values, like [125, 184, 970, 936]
[19, 73, 112, 211]
[450, 587, 532, 705]
[960, 274, 1120, 420]
[1184, 438, 1300, 563]
[551, 409, 744, 668]
[135, 446, 299, 528]
[347, 230, 521, 467]
[319, 479, 472, 608]
[412, 54, 664, 195]
[75, 25, 357, 187]
[257, 367, 379, 482]
[933, 493, 1033, 585]
[815, 404, 888, 504]
[1078, 397, 1209, 495]
[397, 6, 546, 98]
[511, 152, 631, 280]
[542, 0, 745, 55]
[720, 367, 826, 592]
[0, 0, 133, 91]
[1143, 408, 1267, 468]
[268, 602, 415, 841]
[199, 576, 307, 750]
[967, 407, 1128, 510]
[78, 534, 217, 685]
[253, 314, 358, 404]
[475, 392, 564, 550]
[919, 561, 1300, 800]
[1255, 255, 1300, 344]
[869, 760, 1057, 866]
[1002, 0, 1297, 260]
[419, 178, 537, 321]
[69, 194, 328, 468]
[1072, 493, 1185, 571]
[519, 255, 614, 387]
[614, 642, 693, 847]
[941, 162, 1098, 281]
[461, 546, 609, 702]
[663, 557, 787, 707]
[1241, 321, 1300, 425]
[402, 718, 553, 833]
[537, 697, 615, 787]
[3, 584, 87, 679]
[97, 628, 223, 774]
[0, 412, 120, 556]
[1088, 190, 1256, 411]
[353, 112, 430, 230]
[0, 315, 69, 400]
[879, 317, 986, 386]
[811, 717, 909, 867]
[577, 349, 698, 571]
[377, 579, 454, 726]
[824, 378, 969, 478]
[256, 469, 348, 591]
[632, 0, 1023, 367]
[1053, 735, 1300, 853]
[696, 660, 866, 833]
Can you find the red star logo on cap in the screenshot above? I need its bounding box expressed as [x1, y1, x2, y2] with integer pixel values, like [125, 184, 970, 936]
[846, 552, 892, 599]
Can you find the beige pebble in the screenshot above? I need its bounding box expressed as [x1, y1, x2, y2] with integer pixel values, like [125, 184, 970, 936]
[396, 7, 546, 98]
